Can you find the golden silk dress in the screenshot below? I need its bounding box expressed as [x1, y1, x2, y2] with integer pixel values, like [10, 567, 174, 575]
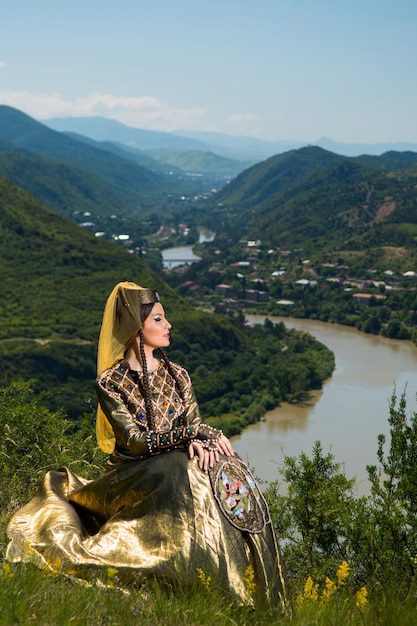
[6, 360, 286, 606]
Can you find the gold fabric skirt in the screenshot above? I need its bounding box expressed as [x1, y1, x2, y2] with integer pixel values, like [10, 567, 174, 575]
[6, 449, 286, 606]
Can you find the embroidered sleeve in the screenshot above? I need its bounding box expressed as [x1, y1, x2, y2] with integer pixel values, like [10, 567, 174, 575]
[96, 379, 150, 456]
[146, 424, 197, 455]
[195, 423, 223, 450]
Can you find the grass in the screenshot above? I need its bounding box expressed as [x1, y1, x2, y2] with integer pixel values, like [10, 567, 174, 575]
[0, 561, 278, 626]
[2, 558, 417, 626]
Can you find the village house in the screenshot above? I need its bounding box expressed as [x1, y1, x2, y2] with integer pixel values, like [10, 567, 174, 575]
[215, 284, 234, 297]
[352, 293, 387, 305]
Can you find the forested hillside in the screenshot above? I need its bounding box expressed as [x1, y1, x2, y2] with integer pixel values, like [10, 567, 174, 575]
[0, 147, 129, 220]
[162, 145, 417, 345]
[0, 105, 163, 201]
[0, 177, 177, 415]
[203, 146, 417, 258]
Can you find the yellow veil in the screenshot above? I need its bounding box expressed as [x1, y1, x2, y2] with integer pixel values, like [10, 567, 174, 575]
[96, 281, 160, 452]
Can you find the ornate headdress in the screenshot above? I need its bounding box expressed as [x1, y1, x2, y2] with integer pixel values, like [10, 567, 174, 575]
[96, 281, 160, 452]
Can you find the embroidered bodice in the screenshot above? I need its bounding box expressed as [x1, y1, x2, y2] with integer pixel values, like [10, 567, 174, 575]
[97, 359, 195, 432]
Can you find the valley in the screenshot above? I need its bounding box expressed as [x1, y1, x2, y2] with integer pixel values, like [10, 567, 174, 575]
[1, 104, 417, 428]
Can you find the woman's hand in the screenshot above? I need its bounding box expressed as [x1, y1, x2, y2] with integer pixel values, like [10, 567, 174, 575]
[187, 435, 235, 471]
[214, 434, 235, 457]
[188, 441, 218, 471]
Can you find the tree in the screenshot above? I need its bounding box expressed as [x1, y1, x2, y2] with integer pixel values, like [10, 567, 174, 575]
[366, 388, 417, 587]
[363, 314, 382, 335]
[266, 441, 357, 583]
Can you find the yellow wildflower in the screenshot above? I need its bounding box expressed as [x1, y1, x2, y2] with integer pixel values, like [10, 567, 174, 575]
[295, 593, 305, 607]
[107, 566, 118, 578]
[106, 566, 118, 587]
[196, 568, 211, 591]
[321, 576, 337, 601]
[243, 565, 256, 603]
[356, 586, 369, 610]
[303, 576, 319, 602]
[2, 562, 14, 579]
[336, 561, 350, 586]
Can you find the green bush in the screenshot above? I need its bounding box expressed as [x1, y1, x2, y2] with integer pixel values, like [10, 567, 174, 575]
[0, 380, 105, 552]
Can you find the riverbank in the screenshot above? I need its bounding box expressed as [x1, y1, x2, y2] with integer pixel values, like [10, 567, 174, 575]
[232, 315, 417, 493]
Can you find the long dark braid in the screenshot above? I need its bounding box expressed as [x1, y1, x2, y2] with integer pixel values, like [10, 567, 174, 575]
[138, 329, 156, 430]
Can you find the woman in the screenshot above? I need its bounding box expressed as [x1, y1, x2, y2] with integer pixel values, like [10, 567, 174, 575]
[6, 282, 286, 606]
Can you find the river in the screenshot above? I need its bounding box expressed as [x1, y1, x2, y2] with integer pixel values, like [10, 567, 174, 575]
[162, 246, 202, 269]
[162, 229, 215, 269]
[232, 316, 417, 494]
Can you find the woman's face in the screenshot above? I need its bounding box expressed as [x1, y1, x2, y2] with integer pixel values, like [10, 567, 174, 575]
[141, 303, 171, 349]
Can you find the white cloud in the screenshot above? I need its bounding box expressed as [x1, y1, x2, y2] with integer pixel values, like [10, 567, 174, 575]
[228, 113, 260, 123]
[0, 90, 206, 130]
[0, 62, 6, 69]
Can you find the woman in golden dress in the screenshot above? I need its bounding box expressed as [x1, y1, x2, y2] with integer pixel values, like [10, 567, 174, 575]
[6, 282, 286, 606]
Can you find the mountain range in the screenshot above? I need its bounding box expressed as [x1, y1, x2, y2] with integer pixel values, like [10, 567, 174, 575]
[0, 105, 168, 202]
[0, 106, 250, 229]
[44, 115, 417, 160]
[43, 115, 252, 175]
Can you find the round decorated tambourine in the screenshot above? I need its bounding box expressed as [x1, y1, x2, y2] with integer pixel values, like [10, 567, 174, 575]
[208, 454, 271, 533]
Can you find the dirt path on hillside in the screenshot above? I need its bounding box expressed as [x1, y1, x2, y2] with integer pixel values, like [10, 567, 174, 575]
[0, 337, 92, 345]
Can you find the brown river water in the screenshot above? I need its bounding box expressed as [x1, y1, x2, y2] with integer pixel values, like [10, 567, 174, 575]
[232, 316, 417, 494]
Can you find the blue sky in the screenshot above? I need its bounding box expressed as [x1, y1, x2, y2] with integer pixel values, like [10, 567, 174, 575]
[1, 0, 416, 143]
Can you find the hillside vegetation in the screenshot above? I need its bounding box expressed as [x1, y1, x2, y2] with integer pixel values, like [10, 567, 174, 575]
[0, 105, 163, 204]
[203, 145, 417, 259]
[0, 107, 246, 231]
[0, 147, 129, 220]
[169, 145, 417, 343]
